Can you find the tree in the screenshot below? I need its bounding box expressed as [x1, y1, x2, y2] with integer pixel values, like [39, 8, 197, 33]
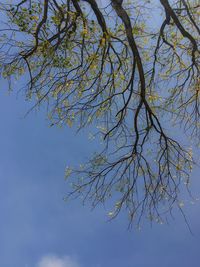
[0, 0, 199, 227]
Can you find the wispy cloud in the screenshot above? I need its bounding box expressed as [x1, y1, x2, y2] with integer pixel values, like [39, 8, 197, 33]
[36, 255, 80, 267]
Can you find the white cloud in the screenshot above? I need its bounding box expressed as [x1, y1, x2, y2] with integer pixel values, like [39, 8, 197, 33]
[36, 255, 80, 267]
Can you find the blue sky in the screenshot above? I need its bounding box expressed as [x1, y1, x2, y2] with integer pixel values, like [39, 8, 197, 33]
[0, 83, 200, 267]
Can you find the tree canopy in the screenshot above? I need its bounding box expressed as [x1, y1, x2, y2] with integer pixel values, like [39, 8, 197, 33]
[0, 0, 199, 227]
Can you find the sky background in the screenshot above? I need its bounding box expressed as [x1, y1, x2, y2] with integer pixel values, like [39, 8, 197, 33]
[0, 81, 200, 267]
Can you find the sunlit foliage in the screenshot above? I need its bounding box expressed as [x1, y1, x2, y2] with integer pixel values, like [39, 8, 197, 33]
[0, 0, 199, 227]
